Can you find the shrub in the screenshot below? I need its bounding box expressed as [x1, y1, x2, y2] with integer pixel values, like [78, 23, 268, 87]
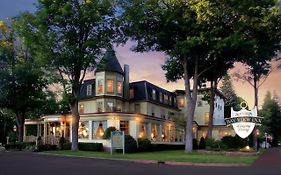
[137, 138, 151, 152]
[62, 142, 72, 150]
[59, 137, 66, 150]
[103, 127, 117, 139]
[193, 138, 198, 150]
[206, 138, 218, 149]
[198, 137, 206, 149]
[221, 135, 248, 149]
[78, 143, 103, 151]
[124, 135, 137, 153]
[36, 144, 57, 152]
[5, 142, 23, 151]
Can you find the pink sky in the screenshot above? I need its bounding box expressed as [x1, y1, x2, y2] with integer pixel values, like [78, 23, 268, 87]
[114, 42, 281, 109]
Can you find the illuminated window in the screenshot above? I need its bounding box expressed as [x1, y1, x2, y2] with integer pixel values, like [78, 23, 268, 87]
[107, 79, 114, 93]
[204, 112, 209, 125]
[79, 104, 84, 114]
[117, 81, 122, 94]
[86, 85, 92, 96]
[178, 97, 184, 107]
[92, 121, 107, 139]
[98, 79, 103, 94]
[159, 92, 163, 102]
[120, 121, 129, 135]
[97, 102, 103, 112]
[129, 89, 134, 99]
[152, 89, 156, 100]
[78, 121, 89, 139]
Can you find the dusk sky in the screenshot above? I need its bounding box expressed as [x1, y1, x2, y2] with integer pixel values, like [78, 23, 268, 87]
[1, 0, 280, 109]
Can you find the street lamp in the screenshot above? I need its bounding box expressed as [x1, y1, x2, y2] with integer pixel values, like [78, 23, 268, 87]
[13, 125, 17, 143]
[265, 132, 268, 149]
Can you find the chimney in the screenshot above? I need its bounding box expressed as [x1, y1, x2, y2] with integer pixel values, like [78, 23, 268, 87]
[124, 64, 129, 100]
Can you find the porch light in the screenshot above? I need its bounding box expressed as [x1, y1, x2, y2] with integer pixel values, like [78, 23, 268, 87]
[13, 125, 17, 132]
[246, 146, 250, 150]
[151, 133, 154, 138]
[161, 134, 165, 138]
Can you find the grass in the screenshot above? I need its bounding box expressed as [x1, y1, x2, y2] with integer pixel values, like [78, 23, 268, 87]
[45, 150, 259, 165]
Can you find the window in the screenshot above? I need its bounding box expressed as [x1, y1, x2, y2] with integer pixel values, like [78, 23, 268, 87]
[78, 121, 89, 139]
[178, 97, 184, 107]
[129, 89, 134, 99]
[79, 104, 84, 114]
[107, 79, 114, 93]
[164, 94, 168, 104]
[106, 102, 114, 112]
[152, 89, 156, 100]
[98, 79, 103, 94]
[135, 104, 140, 113]
[97, 102, 103, 112]
[151, 106, 155, 116]
[86, 85, 92, 96]
[159, 92, 163, 102]
[120, 121, 129, 135]
[117, 81, 122, 94]
[204, 112, 209, 125]
[92, 121, 107, 139]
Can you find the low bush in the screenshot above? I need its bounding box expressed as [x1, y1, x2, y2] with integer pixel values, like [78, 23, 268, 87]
[62, 142, 72, 150]
[59, 137, 66, 150]
[124, 135, 137, 153]
[103, 127, 117, 139]
[198, 137, 206, 149]
[221, 135, 248, 149]
[137, 138, 151, 152]
[193, 138, 198, 150]
[5, 142, 23, 151]
[37, 144, 57, 152]
[78, 143, 103, 151]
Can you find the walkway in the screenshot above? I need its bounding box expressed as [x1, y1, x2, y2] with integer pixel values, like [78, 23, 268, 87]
[252, 147, 281, 170]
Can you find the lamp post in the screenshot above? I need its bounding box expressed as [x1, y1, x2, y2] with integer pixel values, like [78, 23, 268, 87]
[265, 132, 267, 149]
[13, 125, 17, 143]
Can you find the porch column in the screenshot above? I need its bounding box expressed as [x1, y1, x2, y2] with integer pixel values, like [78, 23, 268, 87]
[147, 123, 152, 140]
[89, 121, 93, 140]
[23, 125, 26, 141]
[158, 125, 162, 142]
[70, 120, 72, 142]
[43, 122, 47, 138]
[37, 124, 40, 137]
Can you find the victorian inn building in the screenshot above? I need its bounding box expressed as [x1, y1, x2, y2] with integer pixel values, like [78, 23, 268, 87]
[24, 49, 234, 147]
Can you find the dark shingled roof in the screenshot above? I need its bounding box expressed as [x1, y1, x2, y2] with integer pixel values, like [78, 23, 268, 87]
[80, 79, 95, 100]
[96, 48, 124, 75]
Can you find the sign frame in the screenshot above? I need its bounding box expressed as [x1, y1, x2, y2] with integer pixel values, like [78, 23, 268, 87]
[110, 131, 125, 155]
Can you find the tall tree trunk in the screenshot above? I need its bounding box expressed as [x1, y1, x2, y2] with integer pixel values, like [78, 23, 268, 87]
[16, 112, 24, 142]
[184, 58, 198, 153]
[207, 80, 217, 138]
[253, 76, 258, 149]
[71, 80, 81, 151]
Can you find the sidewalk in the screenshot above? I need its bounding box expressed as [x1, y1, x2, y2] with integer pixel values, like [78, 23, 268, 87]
[252, 147, 281, 168]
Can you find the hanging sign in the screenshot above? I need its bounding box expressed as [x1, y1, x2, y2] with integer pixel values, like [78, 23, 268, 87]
[225, 102, 262, 139]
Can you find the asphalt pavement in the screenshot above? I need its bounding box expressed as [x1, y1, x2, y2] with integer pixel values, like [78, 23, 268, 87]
[0, 148, 280, 175]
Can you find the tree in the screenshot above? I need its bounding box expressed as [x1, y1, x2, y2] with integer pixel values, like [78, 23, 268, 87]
[123, 0, 252, 152]
[232, 1, 281, 148]
[0, 21, 48, 142]
[15, 0, 121, 150]
[260, 91, 281, 146]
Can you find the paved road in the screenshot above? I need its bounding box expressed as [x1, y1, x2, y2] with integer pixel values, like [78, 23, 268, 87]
[0, 148, 280, 175]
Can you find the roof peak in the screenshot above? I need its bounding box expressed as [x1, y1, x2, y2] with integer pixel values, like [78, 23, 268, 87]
[96, 48, 124, 75]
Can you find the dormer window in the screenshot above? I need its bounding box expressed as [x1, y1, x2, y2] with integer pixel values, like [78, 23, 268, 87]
[159, 92, 163, 102]
[129, 89, 134, 99]
[107, 79, 114, 93]
[86, 85, 92, 96]
[178, 97, 184, 107]
[164, 94, 168, 104]
[152, 89, 156, 100]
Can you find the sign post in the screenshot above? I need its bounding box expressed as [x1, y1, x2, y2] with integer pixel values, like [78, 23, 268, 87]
[225, 102, 262, 139]
[111, 131, 125, 155]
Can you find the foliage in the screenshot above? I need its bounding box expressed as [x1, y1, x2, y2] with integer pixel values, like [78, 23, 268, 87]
[59, 137, 66, 150]
[137, 138, 152, 152]
[37, 144, 57, 152]
[5, 142, 23, 151]
[193, 138, 198, 150]
[62, 142, 72, 150]
[15, 0, 122, 150]
[198, 137, 206, 149]
[78, 142, 103, 151]
[124, 135, 137, 153]
[260, 91, 281, 146]
[221, 135, 248, 149]
[0, 109, 15, 144]
[103, 126, 117, 139]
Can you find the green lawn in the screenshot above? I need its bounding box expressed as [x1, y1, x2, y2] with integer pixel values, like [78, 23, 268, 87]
[45, 150, 259, 165]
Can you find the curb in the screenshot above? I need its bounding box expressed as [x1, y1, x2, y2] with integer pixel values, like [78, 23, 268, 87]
[37, 152, 249, 167]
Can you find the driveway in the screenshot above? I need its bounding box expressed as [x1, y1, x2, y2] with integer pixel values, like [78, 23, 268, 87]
[0, 148, 280, 175]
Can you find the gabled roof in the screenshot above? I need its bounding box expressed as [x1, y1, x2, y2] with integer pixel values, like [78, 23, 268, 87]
[80, 79, 96, 100]
[96, 48, 124, 75]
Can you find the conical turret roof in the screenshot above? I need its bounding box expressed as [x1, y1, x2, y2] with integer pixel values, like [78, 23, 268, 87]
[96, 48, 124, 75]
